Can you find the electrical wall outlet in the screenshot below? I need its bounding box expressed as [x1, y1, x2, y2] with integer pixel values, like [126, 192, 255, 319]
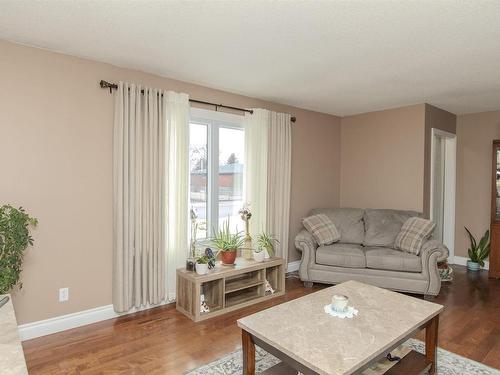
[59, 287, 69, 302]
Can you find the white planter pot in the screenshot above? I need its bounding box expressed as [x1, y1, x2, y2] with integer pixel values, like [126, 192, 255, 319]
[264, 248, 271, 259]
[253, 251, 265, 262]
[195, 263, 208, 275]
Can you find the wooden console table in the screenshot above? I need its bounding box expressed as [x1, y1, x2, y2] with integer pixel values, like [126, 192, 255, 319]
[176, 257, 285, 322]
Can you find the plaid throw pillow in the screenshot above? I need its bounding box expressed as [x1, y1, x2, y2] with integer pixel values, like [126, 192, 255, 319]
[302, 214, 340, 246]
[394, 217, 436, 255]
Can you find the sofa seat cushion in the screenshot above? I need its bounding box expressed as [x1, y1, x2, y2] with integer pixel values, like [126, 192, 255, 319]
[363, 209, 422, 248]
[316, 244, 366, 268]
[365, 247, 422, 273]
[311, 208, 365, 244]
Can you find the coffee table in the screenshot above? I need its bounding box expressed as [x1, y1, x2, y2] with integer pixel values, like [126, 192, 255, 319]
[237, 280, 443, 375]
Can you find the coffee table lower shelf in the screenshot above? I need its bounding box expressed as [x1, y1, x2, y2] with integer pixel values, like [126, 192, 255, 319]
[261, 350, 432, 375]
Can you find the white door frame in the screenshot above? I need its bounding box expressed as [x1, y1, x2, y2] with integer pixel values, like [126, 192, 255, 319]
[430, 128, 457, 261]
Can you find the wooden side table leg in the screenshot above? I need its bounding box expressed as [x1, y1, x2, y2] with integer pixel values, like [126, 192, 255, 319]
[425, 314, 439, 374]
[242, 330, 256, 375]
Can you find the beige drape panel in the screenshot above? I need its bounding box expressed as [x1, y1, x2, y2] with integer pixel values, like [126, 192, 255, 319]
[113, 82, 189, 312]
[267, 112, 292, 266]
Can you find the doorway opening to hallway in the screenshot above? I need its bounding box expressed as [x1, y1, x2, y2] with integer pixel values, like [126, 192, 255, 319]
[430, 128, 457, 261]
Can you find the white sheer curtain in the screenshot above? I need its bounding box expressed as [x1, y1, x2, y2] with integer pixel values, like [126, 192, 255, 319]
[244, 109, 269, 238]
[164, 91, 190, 301]
[245, 108, 292, 265]
[113, 82, 189, 312]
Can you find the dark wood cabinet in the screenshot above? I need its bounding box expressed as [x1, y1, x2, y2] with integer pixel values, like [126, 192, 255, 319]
[490, 140, 500, 278]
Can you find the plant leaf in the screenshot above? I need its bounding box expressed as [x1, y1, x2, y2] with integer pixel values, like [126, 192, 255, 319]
[478, 230, 490, 252]
[464, 227, 477, 250]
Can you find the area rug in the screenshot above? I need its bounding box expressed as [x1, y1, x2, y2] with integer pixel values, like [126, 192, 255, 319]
[185, 338, 500, 375]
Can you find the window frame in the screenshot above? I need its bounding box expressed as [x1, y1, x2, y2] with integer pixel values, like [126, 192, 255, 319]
[189, 108, 245, 237]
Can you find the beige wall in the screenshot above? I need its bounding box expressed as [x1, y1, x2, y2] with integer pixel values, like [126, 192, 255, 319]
[455, 111, 500, 257]
[423, 104, 457, 217]
[0, 40, 341, 324]
[340, 104, 426, 212]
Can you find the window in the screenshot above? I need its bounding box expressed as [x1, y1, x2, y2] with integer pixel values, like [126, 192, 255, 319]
[189, 108, 245, 239]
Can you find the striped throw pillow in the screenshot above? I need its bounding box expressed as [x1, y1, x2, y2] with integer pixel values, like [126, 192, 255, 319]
[302, 214, 340, 246]
[394, 217, 436, 255]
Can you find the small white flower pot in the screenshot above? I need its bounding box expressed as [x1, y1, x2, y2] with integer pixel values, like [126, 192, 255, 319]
[253, 251, 265, 262]
[195, 263, 208, 275]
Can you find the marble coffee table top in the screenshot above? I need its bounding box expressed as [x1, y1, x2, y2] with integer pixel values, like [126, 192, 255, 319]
[237, 280, 443, 375]
[0, 295, 28, 375]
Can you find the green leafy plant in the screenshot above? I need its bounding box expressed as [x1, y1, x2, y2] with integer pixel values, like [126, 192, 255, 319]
[0, 205, 38, 294]
[211, 219, 245, 252]
[465, 226, 490, 267]
[257, 232, 279, 256]
[196, 255, 209, 264]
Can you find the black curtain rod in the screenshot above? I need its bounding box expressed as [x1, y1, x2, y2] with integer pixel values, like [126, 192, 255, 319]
[99, 80, 296, 123]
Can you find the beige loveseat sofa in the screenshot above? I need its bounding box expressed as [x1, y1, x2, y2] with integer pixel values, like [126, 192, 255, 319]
[295, 208, 449, 296]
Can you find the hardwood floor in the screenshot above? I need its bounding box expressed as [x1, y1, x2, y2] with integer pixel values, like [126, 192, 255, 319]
[23, 266, 500, 374]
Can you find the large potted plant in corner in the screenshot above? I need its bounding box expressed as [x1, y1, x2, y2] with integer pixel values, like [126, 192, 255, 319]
[465, 226, 490, 271]
[0, 205, 38, 294]
[212, 219, 245, 266]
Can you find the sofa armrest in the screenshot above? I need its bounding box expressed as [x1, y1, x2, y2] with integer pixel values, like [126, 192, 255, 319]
[420, 240, 449, 295]
[295, 229, 318, 281]
[421, 240, 449, 262]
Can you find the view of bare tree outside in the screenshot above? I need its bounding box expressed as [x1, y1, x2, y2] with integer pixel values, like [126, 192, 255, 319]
[189, 122, 245, 238]
[218, 127, 244, 233]
[190, 123, 208, 238]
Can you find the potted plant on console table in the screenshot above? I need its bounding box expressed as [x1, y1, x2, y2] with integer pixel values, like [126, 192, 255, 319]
[252, 247, 266, 262]
[257, 231, 279, 259]
[465, 226, 490, 271]
[195, 255, 209, 275]
[212, 219, 245, 266]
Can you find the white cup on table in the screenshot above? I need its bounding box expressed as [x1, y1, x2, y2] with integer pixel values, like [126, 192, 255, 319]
[331, 294, 349, 312]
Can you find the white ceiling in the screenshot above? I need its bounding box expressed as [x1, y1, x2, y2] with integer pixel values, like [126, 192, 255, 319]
[1, 1, 500, 116]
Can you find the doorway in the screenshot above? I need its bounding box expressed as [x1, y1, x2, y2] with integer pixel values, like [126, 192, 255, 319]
[430, 128, 457, 260]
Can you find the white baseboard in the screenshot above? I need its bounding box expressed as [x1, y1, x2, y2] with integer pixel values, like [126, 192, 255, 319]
[18, 305, 116, 341]
[450, 255, 489, 270]
[18, 299, 172, 341]
[19, 261, 302, 341]
[287, 260, 300, 272]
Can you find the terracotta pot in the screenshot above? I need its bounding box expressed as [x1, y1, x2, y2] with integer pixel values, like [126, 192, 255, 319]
[220, 249, 237, 265]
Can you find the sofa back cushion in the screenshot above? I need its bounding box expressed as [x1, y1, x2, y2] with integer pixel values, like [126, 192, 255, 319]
[310, 208, 365, 244]
[363, 209, 422, 247]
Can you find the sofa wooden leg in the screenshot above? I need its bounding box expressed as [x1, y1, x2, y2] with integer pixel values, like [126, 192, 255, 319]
[304, 281, 314, 288]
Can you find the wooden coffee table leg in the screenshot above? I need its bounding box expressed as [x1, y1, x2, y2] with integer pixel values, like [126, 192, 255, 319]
[242, 329, 256, 375]
[425, 314, 439, 374]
